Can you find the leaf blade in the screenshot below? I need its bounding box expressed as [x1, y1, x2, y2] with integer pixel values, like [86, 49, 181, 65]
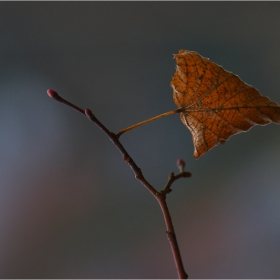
[171, 50, 280, 158]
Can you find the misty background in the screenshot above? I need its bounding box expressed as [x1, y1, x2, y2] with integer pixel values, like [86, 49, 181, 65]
[1, 2, 280, 278]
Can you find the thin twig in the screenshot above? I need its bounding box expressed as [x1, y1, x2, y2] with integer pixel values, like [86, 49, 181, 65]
[47, 89, 189, 279]
[157, 196, 189, 279]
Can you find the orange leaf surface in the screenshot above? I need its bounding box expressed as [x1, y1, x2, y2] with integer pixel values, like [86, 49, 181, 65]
[171, 50, 280, 159]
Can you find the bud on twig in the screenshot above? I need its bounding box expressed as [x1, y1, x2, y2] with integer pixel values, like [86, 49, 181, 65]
[177, 158, 185, 173]
[47, 89, 59, 99]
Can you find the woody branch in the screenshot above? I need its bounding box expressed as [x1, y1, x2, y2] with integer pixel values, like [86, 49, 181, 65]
[47, 89, 190, 279]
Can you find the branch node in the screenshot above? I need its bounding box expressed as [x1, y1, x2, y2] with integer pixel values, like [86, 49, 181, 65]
[159, 190, 169, 199]
[166, 230, 175, 240]
[85, 108, 95, 119]
[166, 188, 172, 194]
[135, 172, 142, 180]
[109, 132, 116, 138]
[123, 155, 131, 163]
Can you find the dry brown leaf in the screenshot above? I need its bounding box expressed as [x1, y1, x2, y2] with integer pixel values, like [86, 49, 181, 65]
[171, 50, 280, 159]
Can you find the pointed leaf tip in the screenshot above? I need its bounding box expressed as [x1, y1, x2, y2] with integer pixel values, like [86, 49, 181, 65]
[47, 89, 58, 98]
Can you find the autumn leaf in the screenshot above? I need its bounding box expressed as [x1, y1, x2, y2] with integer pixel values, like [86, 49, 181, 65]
[171, 50, 280, 159]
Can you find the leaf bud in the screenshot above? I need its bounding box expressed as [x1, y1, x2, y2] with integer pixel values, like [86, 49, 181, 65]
[47, 89, 58, 98]
[177, 158, 186, 173]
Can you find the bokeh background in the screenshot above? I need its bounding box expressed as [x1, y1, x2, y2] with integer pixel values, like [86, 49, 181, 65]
[1, 2, 280, 278]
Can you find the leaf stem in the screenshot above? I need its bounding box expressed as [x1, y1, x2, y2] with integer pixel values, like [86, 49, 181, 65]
[116, 108, 183, 137]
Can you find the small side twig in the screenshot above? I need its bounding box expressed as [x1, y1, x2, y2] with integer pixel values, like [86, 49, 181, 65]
[47, 89, 190, 279]
[162, 171, 191, 195]
[161, 159, 191, 195]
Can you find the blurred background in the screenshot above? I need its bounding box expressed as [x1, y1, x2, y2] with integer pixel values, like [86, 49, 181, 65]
[1, 2, 280, 278]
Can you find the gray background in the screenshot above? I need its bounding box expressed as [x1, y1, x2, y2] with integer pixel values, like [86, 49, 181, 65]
[1, 2, 280, 278]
